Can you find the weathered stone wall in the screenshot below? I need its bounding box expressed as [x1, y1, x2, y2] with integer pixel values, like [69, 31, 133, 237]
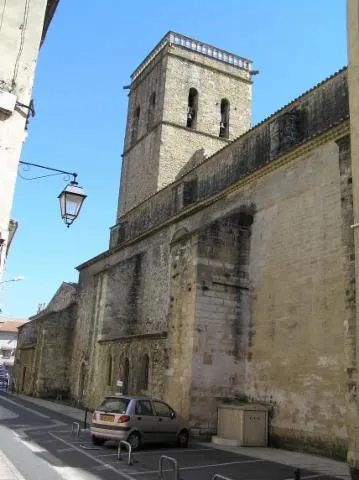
[80, 136, 349, 457]
[118, 126, 163, 218]
[110, 69, 348, 251]
[163, 48, 251, 139]
[346, 0, 359, 468]
[32, 305, 76, 398]
[14, 321, 37, 394]
[164, 233, 197, 419]
[75, 68, 350, 457]
[245, 141, 347, 457]
[118, 51, 166, 216]
[190, 213, 253, 428]
[70, 228, 172, 406]
[15, 283, 77, 398]
[85, 335, 168, 409]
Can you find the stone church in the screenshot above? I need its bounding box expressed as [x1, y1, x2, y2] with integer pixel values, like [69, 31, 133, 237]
[15, 16, 359, 463]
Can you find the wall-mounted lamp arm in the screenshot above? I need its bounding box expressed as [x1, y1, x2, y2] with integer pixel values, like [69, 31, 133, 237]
[19, 161, 78, 182]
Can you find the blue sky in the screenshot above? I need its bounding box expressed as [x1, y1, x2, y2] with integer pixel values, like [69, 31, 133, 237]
[1, 0, 347, 318]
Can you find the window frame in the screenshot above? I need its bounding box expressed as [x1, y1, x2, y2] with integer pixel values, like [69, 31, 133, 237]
[135, 399, 154, 416]
[152, 400, 174, 417]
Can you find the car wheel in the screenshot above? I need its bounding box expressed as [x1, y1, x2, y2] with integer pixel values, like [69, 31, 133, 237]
[127, 431, 141, 450]
[176, 429, 189, 448]
[91, 435, 105, 446]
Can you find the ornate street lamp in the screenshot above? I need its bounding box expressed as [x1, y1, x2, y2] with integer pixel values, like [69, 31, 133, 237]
[58, 178, 86, 228]
[19, 161, 86, 227]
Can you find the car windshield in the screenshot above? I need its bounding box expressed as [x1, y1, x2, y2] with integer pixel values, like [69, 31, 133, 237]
[96, 397, 130, 414]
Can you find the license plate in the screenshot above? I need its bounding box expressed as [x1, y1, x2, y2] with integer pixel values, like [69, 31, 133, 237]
[100, 414, 115, 422]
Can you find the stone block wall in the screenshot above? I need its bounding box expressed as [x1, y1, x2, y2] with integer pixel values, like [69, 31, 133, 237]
[164, 233, 198, 419]
[245, 141, 347, 457]
[33, 305, 76, 398]
[71, 228, 172, 405]
[76, 68, 351, 457]
[110, 69, 348, 249]
[163, 47, 251, 139]
[85, 335, 168, 409]
[191, 212, 252, 428]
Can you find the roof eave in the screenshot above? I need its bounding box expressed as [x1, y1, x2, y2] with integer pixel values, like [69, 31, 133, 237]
[40, 0, 59, 46]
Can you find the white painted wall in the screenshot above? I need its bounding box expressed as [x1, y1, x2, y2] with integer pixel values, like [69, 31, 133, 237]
[0, 0, 49, 279]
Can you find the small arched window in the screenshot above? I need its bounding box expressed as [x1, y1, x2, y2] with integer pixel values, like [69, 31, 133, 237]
[187, 88, 198, 129]
[219, 98, 230, 138]
[140, 354, 150, 390]
[131, 106, 140, 144]
[107, 355, 112, 386]
[147, 93, 156, 131]
[123, 358, 130, 394]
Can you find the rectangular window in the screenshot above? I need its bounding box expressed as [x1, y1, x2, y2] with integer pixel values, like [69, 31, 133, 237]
[97, 397, 130, 414]
[152, 401, 173, 417]
[135, 400, 153, 416]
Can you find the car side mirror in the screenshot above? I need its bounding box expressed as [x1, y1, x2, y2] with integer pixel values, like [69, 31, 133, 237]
[170, 411, 176, 419]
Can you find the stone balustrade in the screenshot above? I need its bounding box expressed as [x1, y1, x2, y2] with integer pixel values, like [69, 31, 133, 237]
[132, 31, 252, 81]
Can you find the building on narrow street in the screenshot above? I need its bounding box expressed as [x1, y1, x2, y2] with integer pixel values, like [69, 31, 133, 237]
[0, 316, 27, 366]
[0, 0, 59, 280]
[15, 282, 76, 397]
[15, 1, 359, 466]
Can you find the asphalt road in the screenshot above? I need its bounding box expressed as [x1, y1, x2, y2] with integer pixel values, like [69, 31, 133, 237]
[0, 389, 342, 480]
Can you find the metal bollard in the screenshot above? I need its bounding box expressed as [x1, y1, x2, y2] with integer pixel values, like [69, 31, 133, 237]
[294, 469, 301, 480]
[158, 455, 180, 480]
[71, 422, 80, 437]
[117, 440, 133, 465]
[84, 408, 88, 430]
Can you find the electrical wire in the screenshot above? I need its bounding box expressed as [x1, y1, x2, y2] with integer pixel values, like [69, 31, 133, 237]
[0, 0, 7, 33]
[12, 0, 31, 87]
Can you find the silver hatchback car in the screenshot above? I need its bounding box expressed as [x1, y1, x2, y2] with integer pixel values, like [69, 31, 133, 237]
[90, 395, 190, 450]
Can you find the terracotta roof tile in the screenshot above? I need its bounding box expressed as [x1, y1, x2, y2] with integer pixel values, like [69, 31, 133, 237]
[0, 317, 28, 332]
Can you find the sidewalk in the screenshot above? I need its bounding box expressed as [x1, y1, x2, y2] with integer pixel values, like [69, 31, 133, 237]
[0, 449, 24, 480]
[3, 393, 353, 480]
[200, 443, 352, 480]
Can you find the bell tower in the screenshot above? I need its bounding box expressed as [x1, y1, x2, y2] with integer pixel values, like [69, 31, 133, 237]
[117, 32, 253, 218]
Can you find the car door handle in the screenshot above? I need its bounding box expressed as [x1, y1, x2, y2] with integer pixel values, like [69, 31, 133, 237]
[158, 418, 163, 422]
[137, 417, 142, 420]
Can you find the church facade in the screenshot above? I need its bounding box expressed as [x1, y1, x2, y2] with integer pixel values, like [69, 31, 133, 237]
[16, 28, 356, 460]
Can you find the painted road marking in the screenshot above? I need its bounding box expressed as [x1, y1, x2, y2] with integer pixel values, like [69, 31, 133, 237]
[129, 459, 264, 475]
[97, 453, 120, 458]
[0, 395, 50, 418]
[95, 446, 214, 459]
[52, 429, 76, 434]
[284, 475, 326, 480]
[133, 447, 213, 455]
[50, 432, 137, 480]
[52, 465, 102, 480]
